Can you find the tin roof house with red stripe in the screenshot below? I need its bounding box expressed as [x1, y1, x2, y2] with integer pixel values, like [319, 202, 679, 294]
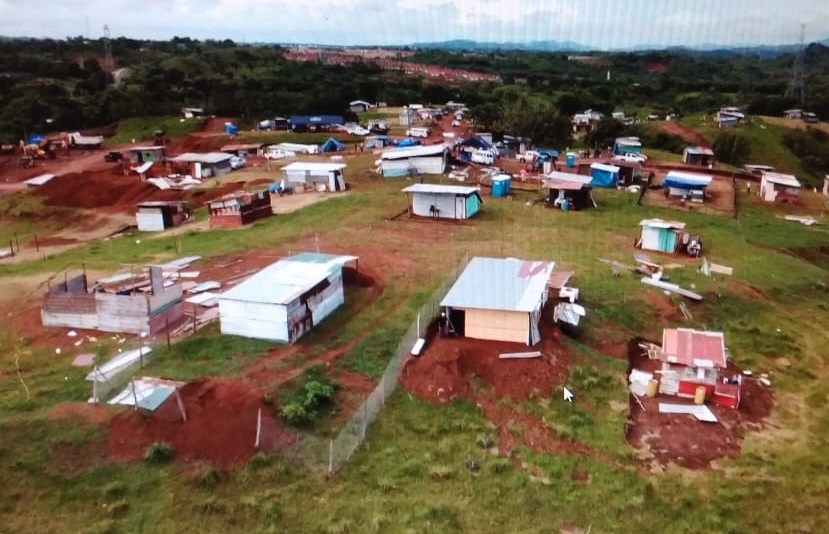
[656, 328, 741, 409]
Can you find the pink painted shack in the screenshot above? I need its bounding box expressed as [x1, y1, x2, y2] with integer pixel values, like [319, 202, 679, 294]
[657, 328, 740, 409]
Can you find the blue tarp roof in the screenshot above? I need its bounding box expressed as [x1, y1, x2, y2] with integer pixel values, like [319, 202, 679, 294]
[27, 134, 44, 144]
[661, 171, 713, 190]
[396, 138, 420, 147]
[320, 137, 346, 152]
[289, 115, 344, 126]
[536, 147, 559, 158]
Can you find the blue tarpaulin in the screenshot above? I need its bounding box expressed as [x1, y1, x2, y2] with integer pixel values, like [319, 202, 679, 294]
[27, 134, 44, 145]
[320, 137, 345, 152]
[396, 138, 420, 148]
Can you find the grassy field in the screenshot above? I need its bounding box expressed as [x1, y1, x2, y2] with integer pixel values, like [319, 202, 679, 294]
[2, 149, 829, 532]
[680, 114, 811, 179]
[105, 116, 207, 146]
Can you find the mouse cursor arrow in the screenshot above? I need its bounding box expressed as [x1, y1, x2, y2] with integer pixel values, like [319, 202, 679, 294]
[563, 387, 574, 403]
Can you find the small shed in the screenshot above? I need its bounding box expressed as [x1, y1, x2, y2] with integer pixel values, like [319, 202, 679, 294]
[207, 190, 273, 229]
[135, 201, 191, 232]
[440, 257, 555, 345]
[381, 145, 448, 178]
[589, 162, 620, 188]
[784, 109, 802, 119]
[128, 146, 166, 165]
[281, 162, 347, 192]
[349, 100, 372, 113]
[217, 253, 358, 343]
[637, 219, 686, 253]
[543, 172, 595, 211]
[658, 328, 737, 408]
[169, 152, 233, 179]
[401, 184, 482, 220]
[611, 160, 642, 185]
[683, 146, 715, 166]
[661, 170, 713, 200]
[759, 171, 801, 202]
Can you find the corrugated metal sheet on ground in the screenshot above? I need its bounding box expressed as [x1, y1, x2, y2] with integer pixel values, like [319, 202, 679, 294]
[155, 256, 202, 271]
[441, 257, 555, 312]
[86, 347, 152, 382]
[187, 281, 221, 294]
[24, 173, 56, 186]
[658, 403, 718, 423]
[109, 378, 183, 411]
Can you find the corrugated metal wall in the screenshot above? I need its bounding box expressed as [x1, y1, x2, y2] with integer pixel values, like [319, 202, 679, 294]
[464, 308, 528, 344]
[412, 193, 463, 219]
[136, 210, 166, 232]
[219, 300, 290, 342]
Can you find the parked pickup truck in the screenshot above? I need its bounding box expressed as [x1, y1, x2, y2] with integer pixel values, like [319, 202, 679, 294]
[68, 132, 104, 149]
[613, 153, 647, 164]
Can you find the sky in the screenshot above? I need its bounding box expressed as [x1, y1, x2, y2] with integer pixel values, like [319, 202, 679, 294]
[1, 0, 828, 49]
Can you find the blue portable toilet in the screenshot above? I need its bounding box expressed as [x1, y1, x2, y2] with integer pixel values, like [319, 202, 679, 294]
[565, 152, 577, 168]
[491, 174, 511, 198]
[225, 123, 238, 136]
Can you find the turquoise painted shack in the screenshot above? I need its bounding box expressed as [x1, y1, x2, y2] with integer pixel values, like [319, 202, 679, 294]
[637, 218, 686, 253]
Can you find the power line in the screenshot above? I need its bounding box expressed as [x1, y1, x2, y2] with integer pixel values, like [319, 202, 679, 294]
[785, 24, 806, 104]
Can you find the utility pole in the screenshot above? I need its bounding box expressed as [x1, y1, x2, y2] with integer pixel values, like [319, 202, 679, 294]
[785, 24, 806, 104]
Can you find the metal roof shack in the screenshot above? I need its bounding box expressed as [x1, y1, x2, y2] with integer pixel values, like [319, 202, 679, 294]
[169, 152, 233, 164]
[759, 171, 801, 202]
[440, 257, 555, 345]
[441, 257, 555, 313]
[217, 253, 358, 343]
[207, 190, 272, 229]
[639, 218, 686, 230]
[660, 328, 727, 368]
[382, 144, 448, 160]
[401, 183, 482, 220]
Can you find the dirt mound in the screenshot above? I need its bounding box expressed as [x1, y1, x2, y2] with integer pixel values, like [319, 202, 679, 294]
[34, 170, 245, 211]
[624, 338, 773, 470]
[653, 122, 710, 147]
[107, 378, 301, 469]
[401, 322, 569, 404]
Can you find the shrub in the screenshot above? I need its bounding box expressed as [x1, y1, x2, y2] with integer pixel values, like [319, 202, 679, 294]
[278, 369, 339, 426]
[143, 442, 174, 464]
[199, 463, 221, 488]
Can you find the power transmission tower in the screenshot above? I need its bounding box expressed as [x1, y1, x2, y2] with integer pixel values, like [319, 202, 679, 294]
[785, 24, 806, 104]
[103, 24, 114, 73]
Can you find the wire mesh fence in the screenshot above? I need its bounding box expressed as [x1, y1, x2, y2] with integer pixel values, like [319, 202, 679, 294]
[326, 253, 469, 473]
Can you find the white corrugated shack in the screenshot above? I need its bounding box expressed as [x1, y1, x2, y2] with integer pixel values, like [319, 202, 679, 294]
[759, 171, 801, 202]
[440, 257, 555, 345]
[401, 183, 482, 220]
[281, 162, 347, 191]
[381, 144, 448, 178]
[217, 253, 358, 343]
[169, 152, 233, 179]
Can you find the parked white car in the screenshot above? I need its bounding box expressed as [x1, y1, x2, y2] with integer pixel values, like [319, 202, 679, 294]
[406, 127, 430, 138]
[230, 155, 246, 169]
[265, 149, 296, 160]
[516, 150, 539, 163]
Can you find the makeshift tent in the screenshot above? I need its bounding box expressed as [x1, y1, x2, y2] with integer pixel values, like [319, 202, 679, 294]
[320, 138, 346, 153]
[661, 171, 713, 197]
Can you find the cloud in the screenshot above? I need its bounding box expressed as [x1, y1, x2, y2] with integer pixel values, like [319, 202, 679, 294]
[0, 0, 827, 47]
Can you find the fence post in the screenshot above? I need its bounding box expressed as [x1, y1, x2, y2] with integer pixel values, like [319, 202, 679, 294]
[361, 402, 368, 438]
[14, 233, 19, 252]
[328, 439, 334, 474]
[8, 239, 14, 257]
[255, 408, 262, 448]
[34, 234, 39, 251]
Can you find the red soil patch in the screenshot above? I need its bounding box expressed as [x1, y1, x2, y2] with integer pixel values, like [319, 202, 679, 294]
[166, 134, 229, 154]
[107, 378, 301, 469]
[653, 121, 710, 147]
[401, 324, 569, 403]
[201, 117, 238, 133]
[33, 236, 78, 247]
[644, 61, 667, 73]
[33, 171, 246, 212]
[401, 319, 600, 459]
[625, 338, 773, 470]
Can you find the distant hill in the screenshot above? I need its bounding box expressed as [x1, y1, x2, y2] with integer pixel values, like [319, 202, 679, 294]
[405, 38, 829, 58]
[407, 39, 592, 53]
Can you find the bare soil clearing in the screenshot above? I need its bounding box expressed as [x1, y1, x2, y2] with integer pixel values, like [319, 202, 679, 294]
[625, 338, 773, 470]
[653, 121, 711, 146]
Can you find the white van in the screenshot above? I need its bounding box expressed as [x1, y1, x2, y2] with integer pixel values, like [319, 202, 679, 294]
[406, 127, 430, 138]
[471, 149, 495, 165]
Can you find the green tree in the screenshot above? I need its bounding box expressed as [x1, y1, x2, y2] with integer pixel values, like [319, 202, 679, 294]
[711, 132, 752, 166]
